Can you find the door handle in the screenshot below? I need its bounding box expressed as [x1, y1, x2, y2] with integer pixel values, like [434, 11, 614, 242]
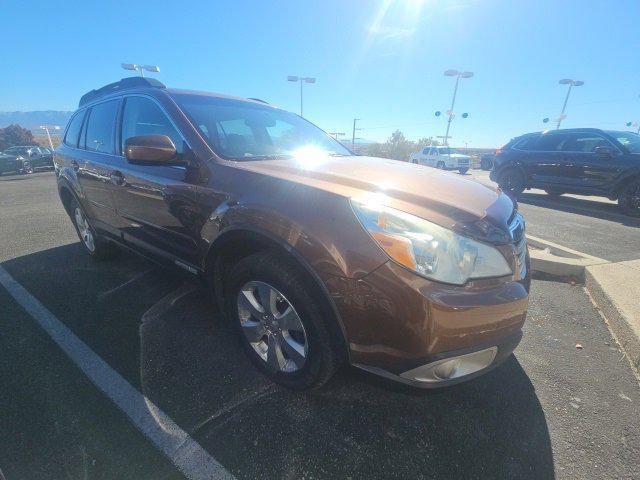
[110, 170, 125, 186]
[70, 160, 80, 172]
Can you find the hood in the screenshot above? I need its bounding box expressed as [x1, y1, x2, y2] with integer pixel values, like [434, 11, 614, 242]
[448, 153, 471, 159]
[234, 155, 516, 244]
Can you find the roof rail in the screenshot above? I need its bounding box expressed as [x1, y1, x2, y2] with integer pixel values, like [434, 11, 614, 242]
[79, 77, 166, 107]
[248, 97, 269, 104]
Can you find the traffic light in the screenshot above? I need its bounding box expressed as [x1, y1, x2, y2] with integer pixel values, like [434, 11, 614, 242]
[543, 118, 550, 123]
[435, 111, 441, 117]
[626, 122, 633, 127]
[462, 113, 468, 118]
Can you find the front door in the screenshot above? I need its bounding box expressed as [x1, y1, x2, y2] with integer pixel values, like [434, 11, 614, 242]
[111, 95, 200, 267]
[559, 132, 625, 191]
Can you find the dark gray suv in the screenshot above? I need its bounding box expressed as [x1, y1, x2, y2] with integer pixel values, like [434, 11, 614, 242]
[491, 128, 640, 216]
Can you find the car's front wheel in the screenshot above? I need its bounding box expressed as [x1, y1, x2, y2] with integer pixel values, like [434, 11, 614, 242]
[458, 167, 469, 175]
[618, 179, 640, 217]
[225, 251, 339, 390]
[20, 161, 33, 174]
[497, 167, 526, 196]
[436, 161, 445, 169]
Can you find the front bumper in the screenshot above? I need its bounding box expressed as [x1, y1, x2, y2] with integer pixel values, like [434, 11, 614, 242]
[325, 255, 530, 388]
[354, 330, 522, 389]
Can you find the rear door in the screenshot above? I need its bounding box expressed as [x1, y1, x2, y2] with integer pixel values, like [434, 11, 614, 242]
[38, 147, 54, 168]
[111, 95, 199, 266]
[77, 99, 122, 236]
[526, 131, 570, 185]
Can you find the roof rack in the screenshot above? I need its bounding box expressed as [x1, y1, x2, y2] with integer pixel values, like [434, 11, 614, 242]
[79, 77, 166, 107]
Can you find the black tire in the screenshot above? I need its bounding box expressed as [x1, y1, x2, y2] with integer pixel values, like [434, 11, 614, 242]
[224, 251, 339, 390]
[436, 161, 445, 169]
[545, 188, 564, 197]
[497, 167, 526, 196]
[618, 179, 640, 217]
[20, 161, 33, 174]
[458, 167, 469, 175]
[68, 196, 119, 260]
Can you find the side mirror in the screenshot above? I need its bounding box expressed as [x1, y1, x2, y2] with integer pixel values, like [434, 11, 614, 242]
[594, 146, 615, 158]
[124, 135, 179, 165]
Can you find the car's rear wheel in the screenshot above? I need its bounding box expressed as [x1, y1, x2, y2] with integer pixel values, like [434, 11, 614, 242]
[225, 251, 339, 390]
[618, 179, 640, 217]
[497, 167, 526, 196]
[69, 197, 119, 260]
[436, 161, 445, 169]
[458, 167, 469, 175]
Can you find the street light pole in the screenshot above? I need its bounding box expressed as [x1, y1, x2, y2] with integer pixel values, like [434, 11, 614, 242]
[352, 118, 361, 149]
[39, 125, 60, 150]
[556, 79, 584, 129]
[442, 70, 473, 147]
[287, 76, 316, 117]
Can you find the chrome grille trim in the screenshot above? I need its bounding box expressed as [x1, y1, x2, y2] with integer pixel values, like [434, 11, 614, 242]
[509, 214, 527, 279]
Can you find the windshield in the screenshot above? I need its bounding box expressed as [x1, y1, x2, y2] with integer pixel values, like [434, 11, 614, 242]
[437, 147, 451, 155]
[607, 131, 640, 154]
[172, 94, 352, 160]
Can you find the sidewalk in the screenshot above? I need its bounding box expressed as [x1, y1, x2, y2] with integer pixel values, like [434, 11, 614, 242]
[586, 260, 640, 375]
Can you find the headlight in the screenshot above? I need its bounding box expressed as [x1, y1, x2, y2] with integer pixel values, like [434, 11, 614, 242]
[351, 199, 512, 285]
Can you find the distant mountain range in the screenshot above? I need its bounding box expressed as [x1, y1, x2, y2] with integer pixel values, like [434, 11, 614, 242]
[0, 111, 73, 132]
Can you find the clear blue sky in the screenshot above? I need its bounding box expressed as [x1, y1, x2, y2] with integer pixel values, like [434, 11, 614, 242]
[2, 0, 639, 147]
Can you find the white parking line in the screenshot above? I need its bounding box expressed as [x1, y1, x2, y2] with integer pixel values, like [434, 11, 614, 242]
[0, 265, 234, 480]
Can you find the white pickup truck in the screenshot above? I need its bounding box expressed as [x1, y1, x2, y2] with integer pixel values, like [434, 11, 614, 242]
[410, 146, 471, 174]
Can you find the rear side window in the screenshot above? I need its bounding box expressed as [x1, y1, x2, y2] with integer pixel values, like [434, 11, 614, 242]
[513, 136, 539, 151]
[64, 111, 85, 148]
[84, 100, 118, 154]
[121, 96, 183, 154]
[535, 133, 569, 151]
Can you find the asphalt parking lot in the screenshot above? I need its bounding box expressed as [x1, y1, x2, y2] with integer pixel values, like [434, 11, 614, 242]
[1, 171, 639, 479]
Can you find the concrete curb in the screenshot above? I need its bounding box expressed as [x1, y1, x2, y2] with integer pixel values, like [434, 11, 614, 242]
[585, 261, 640, 374]
[527, 234, 608, 284]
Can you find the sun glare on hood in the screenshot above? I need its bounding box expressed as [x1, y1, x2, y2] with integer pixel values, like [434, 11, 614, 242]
[293, 145, 331, 169]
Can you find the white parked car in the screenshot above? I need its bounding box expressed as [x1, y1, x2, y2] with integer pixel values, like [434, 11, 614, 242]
[410, 146, 471, 174]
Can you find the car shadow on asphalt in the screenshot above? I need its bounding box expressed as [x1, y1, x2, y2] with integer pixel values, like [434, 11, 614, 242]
[517, 192, 640, 227]
[3, 244, 555, 479]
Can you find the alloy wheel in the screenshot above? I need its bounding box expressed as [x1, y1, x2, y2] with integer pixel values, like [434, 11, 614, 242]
[237, 281, 308, 373]
[627, 184, 640, 212]
[74, 207, 95, 252]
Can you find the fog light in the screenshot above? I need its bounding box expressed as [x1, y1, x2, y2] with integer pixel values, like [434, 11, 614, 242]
[400, 347, 497, 383]
[433, 359, 460, 380]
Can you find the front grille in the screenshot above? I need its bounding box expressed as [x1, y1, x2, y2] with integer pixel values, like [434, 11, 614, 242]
[509, 214, 527, 279]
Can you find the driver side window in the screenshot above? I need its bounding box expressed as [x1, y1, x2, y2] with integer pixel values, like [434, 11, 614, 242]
[121, 96, 183, 155]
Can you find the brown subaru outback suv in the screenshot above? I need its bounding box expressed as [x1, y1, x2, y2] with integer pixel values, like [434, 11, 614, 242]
[55, 77, 530, 390]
